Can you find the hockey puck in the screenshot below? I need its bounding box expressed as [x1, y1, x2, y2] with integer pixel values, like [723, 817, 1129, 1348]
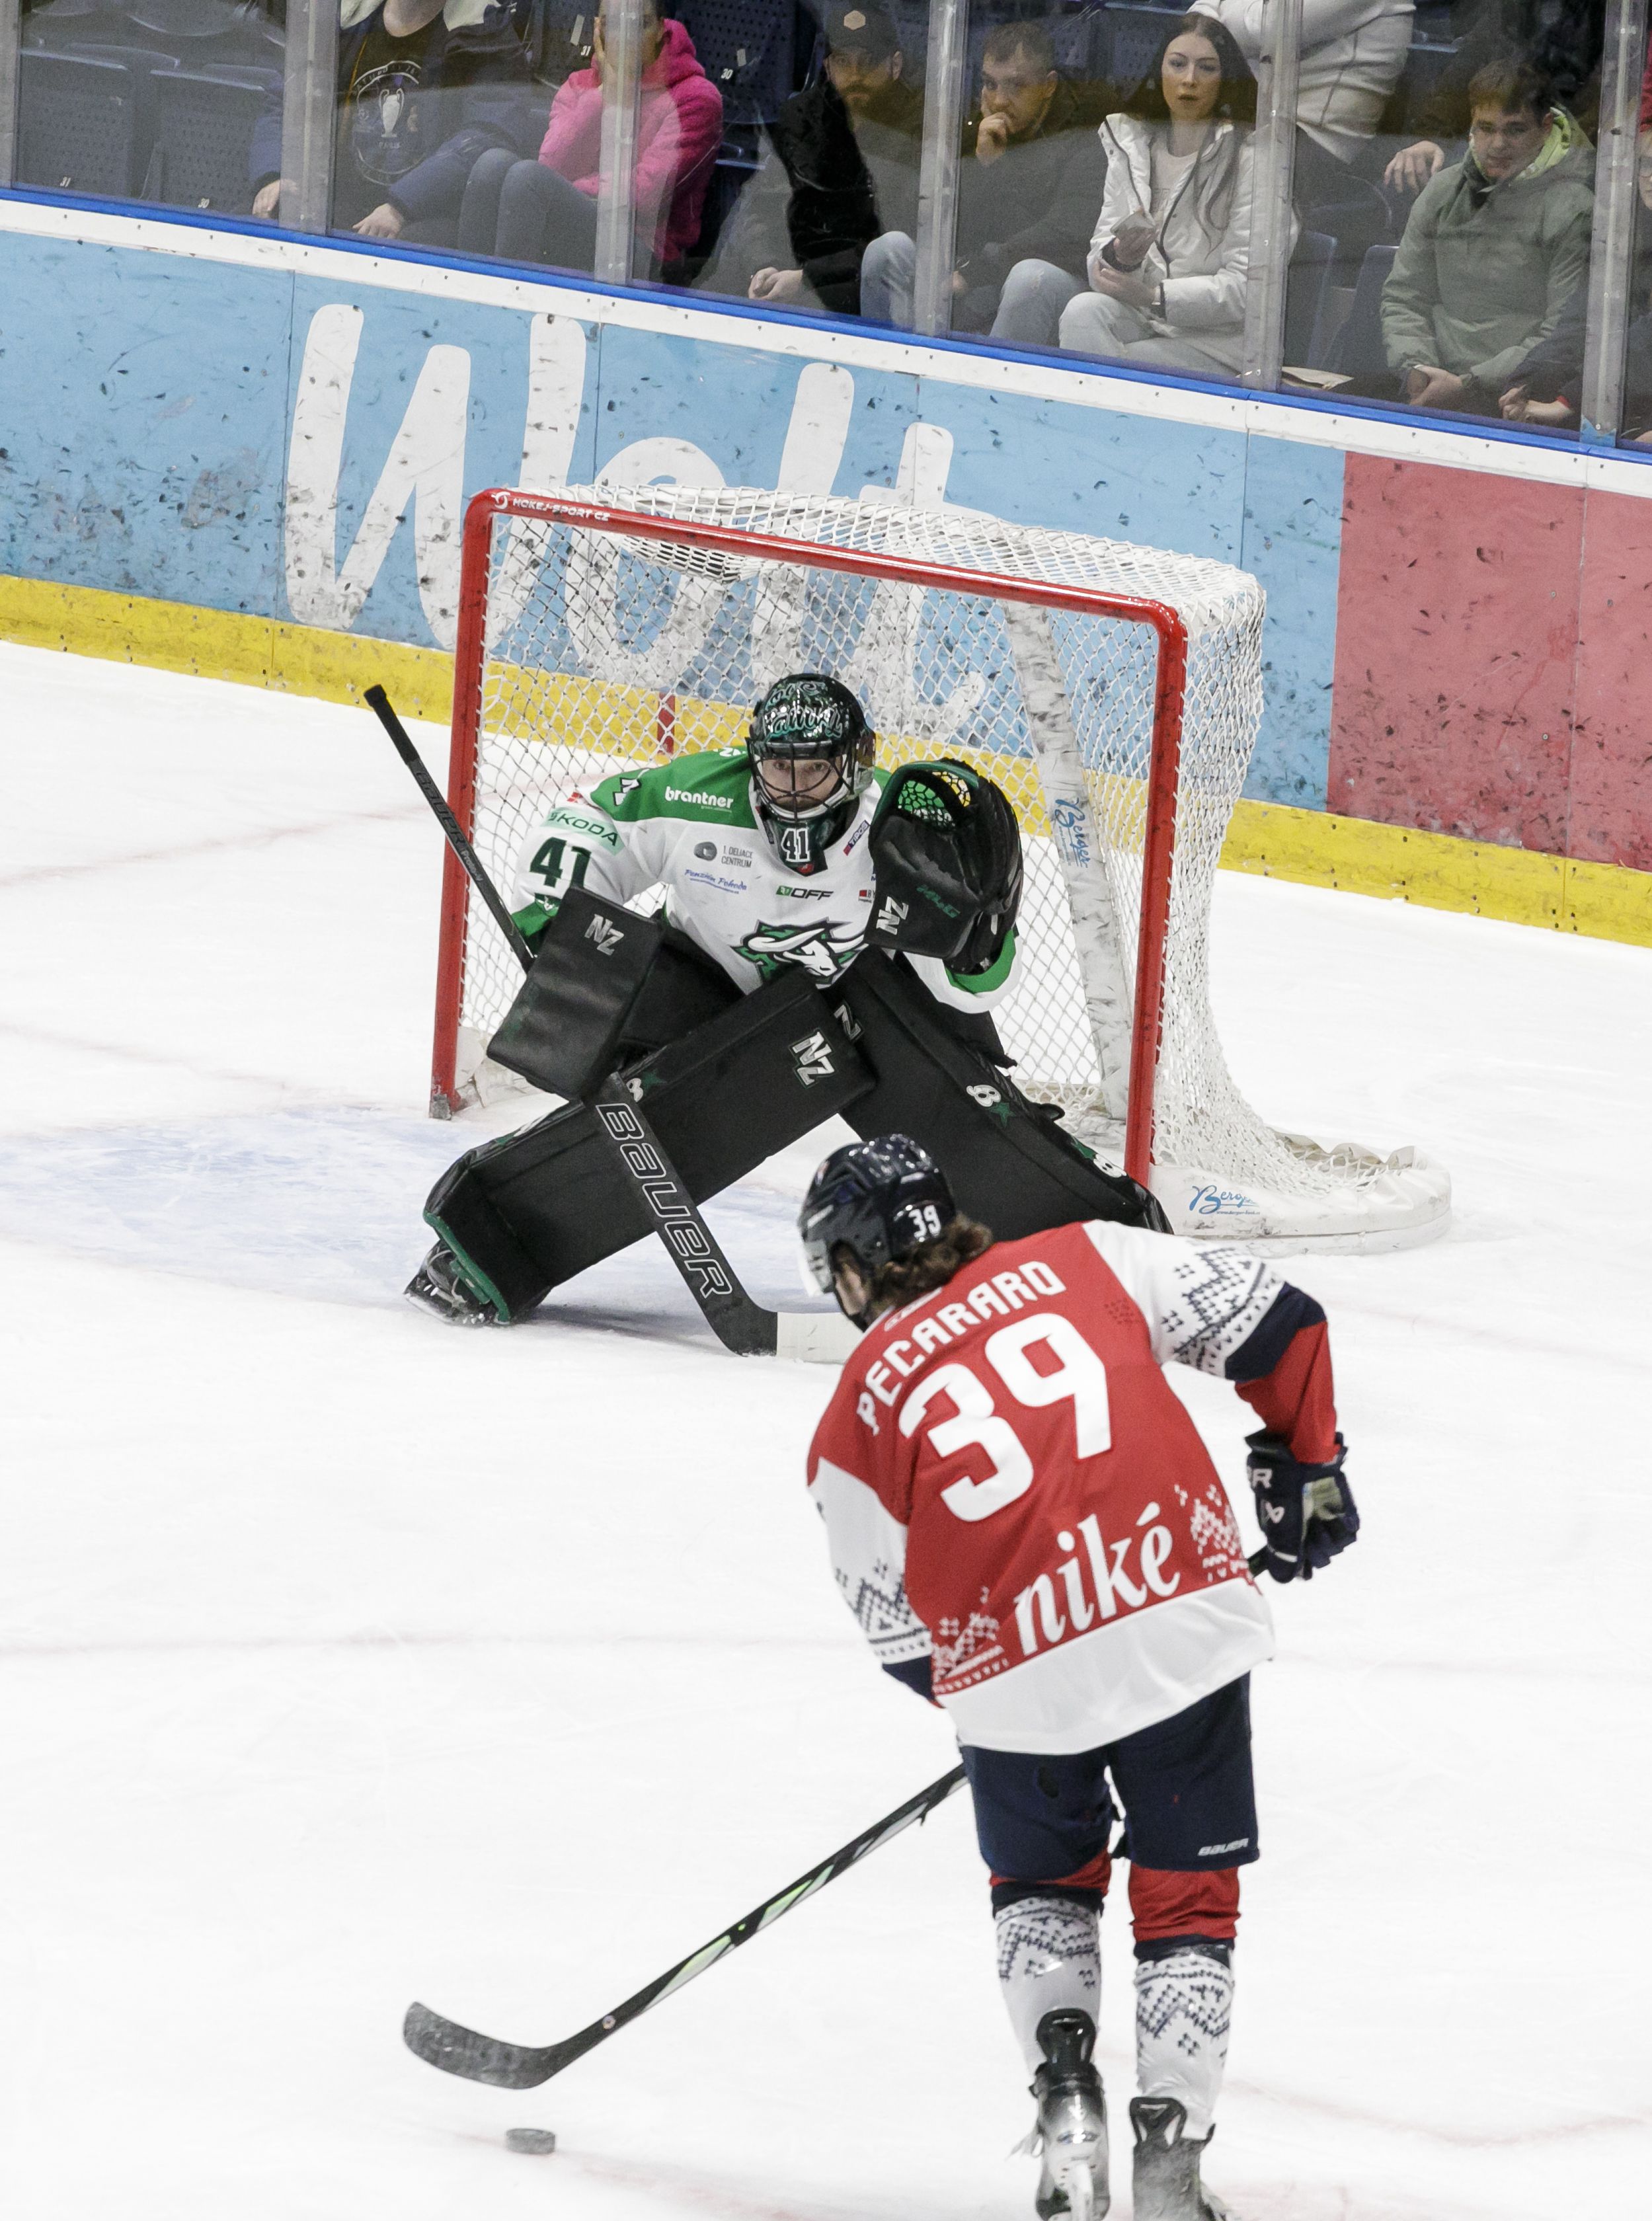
[505, 2127, 557, 2155]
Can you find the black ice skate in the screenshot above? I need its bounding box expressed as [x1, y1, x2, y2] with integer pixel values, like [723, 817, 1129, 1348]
[1129, 2095, 1230, 2221]
[405, 1244, 497, 1327]
[1029, 2007, 1109, 2221]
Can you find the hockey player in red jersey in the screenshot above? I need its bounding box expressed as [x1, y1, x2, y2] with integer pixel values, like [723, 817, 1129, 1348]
[800, 1136, 1358, 2221]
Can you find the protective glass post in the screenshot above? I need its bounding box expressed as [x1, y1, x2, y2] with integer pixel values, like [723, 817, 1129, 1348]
[0, 0, 18, 187]
[278, 0, 338, 233]
[1240, 0, 1302, 389]
[914, 0, 968, 336]
[1579, 0, 1650, 444]
[594, 0, 644, 286]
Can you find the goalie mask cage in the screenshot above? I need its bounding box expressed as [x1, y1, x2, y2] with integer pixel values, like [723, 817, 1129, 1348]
[433, 485, 1449, 1251]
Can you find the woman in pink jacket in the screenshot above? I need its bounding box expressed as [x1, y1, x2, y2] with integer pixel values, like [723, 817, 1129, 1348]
[458, 1, 723, 278]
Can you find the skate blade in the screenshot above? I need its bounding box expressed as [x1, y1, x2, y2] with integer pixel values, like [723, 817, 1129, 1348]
[1054, 2158, 1106, 2221]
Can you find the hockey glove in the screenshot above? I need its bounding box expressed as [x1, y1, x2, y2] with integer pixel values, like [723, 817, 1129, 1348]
[868, 761, 1023, 972]
[1245, 1430, 1358, 1582]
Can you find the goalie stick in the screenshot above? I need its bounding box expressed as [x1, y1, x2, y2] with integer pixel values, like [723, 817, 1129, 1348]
[365, 686, 533, 971]
[368, 684, 843, 1361]
[405, 1546, 1271, 2093]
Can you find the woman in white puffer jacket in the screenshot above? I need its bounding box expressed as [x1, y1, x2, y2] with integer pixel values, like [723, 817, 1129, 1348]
[1060, 12, 1281, 377]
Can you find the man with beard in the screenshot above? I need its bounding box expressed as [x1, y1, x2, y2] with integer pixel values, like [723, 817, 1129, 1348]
[699, 1, 922, 317]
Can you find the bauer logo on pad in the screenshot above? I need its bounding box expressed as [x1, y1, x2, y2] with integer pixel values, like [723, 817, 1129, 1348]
[584, 917, 626, 956]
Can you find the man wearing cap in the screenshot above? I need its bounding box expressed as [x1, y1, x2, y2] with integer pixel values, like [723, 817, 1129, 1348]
[860, 20, 1110, 343]
[699, 0, 922, 316]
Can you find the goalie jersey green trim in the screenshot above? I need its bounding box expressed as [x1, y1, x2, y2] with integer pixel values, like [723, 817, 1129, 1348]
[507, 749, 1018, 1014]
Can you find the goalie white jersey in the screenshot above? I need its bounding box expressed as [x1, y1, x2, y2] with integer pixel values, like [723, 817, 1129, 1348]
[510, 748, 1021, 1014]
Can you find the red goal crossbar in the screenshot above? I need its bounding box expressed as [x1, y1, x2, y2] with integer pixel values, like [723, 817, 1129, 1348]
[432, 487, 1188, 1192]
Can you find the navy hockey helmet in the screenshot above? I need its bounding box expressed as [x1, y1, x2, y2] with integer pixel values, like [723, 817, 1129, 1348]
[747, 674, 876, 876]
[799, 1134, 955, 1325]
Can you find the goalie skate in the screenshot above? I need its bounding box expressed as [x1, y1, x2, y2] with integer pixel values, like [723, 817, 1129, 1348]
[1029, 2009, 1109, 2221]
[405, 1244, 497, 1328]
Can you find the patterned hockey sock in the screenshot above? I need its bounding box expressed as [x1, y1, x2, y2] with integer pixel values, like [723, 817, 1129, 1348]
[995, 1896, 1102, 2072]
[1133, 1945, 1233, 2140]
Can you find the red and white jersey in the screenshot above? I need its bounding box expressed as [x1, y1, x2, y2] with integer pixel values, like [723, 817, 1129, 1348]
[806, 1220, 1340, 1756]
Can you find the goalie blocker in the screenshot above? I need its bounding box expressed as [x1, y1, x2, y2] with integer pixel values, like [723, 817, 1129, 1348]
[422, 892, 1165, 1325]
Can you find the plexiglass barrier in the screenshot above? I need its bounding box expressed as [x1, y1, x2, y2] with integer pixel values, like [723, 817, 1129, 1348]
[6, 0, 1651, 445]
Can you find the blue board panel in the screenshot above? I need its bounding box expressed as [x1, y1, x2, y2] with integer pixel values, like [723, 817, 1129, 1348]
[0, 233, 290, 610]
[911, 376, 1249, 564]
[589, 325, 919, 496]
[1239, 432, 1345, 808]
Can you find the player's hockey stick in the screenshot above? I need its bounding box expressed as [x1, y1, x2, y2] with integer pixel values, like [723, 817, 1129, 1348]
[403, 1762, 968, 2089]
[405, 1549, 1273, 2089]
[365, 685, 534, 970]
[368, 685, 846, 1361]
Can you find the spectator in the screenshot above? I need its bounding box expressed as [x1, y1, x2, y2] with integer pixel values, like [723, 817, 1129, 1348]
[1207, 0, 1411, 236]
[1499, 126, 1652, 441]
[1381, 58, 1593, 412]
[858, 22, 1109, 346]
[249, 0, 529, 243]
[697, 0, 922, 315]
[1386, 0, 1603, 197]
[1058, 13, 1269, 378]
[456, 0, 721, 278]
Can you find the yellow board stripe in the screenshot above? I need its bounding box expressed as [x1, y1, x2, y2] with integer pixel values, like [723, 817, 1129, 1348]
[3, 570, 1647, 951]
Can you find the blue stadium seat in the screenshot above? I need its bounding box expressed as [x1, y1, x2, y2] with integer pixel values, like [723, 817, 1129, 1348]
[144, 61, 276, 210]
[1399, 38, 1457, 136]
[1283, 227, 1333, 367]
[1321, 241, 1398, 380]
[1101, 0, 1181, 97]
[17, 47, 159, 196]
[525, 0, 595, 87]
[679, 0, 796, 130]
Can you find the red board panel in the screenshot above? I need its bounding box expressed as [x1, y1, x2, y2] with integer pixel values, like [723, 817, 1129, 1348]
[1329, 453, 1583, 854]
[1569, 485, 1652, 871]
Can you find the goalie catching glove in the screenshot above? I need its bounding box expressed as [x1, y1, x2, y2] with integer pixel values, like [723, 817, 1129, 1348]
[867, 761, 1023, 974]
[1246, 1431, 1358, 1582]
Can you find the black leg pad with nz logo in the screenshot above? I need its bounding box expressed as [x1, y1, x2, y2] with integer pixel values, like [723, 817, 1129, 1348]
[833, 955, 1168, 1237]
[424, 970, 874, 1321]
[489, 888, 744, 1097]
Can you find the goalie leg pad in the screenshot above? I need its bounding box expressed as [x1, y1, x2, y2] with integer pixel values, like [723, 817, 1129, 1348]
[832, 955, 1167, 1235]
[425, 970, 873, 1320]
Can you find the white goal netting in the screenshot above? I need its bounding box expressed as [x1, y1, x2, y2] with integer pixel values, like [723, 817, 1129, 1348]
[440, 485, 1449, 1250]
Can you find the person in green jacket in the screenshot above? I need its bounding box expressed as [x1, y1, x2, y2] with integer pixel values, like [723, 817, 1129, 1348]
[1380, 59, 1595, 415]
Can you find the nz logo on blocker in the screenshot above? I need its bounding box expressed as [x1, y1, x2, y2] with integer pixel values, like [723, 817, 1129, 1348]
[585, 916, 626, 956]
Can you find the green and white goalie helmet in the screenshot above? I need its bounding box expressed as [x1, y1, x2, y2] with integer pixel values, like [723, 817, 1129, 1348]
[746, 674, 877, 875]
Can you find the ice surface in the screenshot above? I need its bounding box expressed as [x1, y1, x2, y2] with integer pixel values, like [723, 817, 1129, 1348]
[1, 643, 1646, 2220]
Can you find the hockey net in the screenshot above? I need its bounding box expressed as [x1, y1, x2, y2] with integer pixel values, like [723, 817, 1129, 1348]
[433, 485, 1448, 1249]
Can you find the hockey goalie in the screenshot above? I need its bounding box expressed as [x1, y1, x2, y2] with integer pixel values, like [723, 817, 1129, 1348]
[409, 674, 1167, 1327]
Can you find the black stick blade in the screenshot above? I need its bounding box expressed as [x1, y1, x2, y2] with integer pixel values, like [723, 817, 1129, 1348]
[403, 2002, 557, 2089]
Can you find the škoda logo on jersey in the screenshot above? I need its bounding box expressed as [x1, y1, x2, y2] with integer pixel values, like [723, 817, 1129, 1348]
[790, 1032, 836, 1085]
